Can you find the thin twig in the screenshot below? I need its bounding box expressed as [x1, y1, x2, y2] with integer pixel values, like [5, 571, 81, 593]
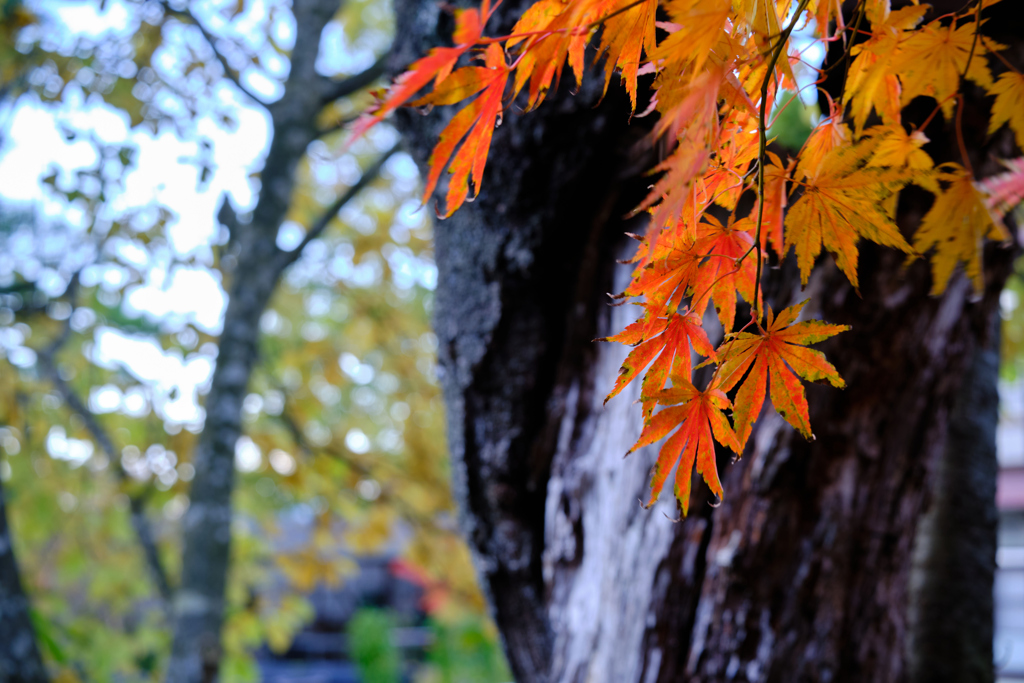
[315, 114, 361, 140]
[35, 275, 175, 610]
[320, 52, 391, 104]
[956, 4, 984, 176]
[161, 3, 262, 103]
[753, 0, 811, 327]
[276, 142, 401, 271]
[275, 404, 447, 532]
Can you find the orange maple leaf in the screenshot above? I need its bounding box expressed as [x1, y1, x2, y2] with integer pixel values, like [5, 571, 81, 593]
[718, 300, 848, 446]
[622, 230, 707, 331]
[416, 44, 510, 217]
[754, 151, 790, 258]
[651, 0, 732, 76]
[794, 99, 850, 181]
[507, 0, 568, 103]
[603, 310, 716, 419]
[596, 0, 658, 111]
[507, 0, 657, 112]
[347, 0, 496, 142]
[628, 376, 740, 513]
[694, 215, 758, 333]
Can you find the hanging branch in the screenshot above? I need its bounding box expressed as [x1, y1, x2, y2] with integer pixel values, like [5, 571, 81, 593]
[35, 276, 175, 610]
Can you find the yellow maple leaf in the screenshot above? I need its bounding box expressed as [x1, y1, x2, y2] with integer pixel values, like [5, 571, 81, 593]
[866, 124, 933, 172]
[786, 142, 913, 287]
[795, 104, 851, 180]
[843, 4, 928, 135]
[913, 164, 1010, 295]
[894, 18, 999, 118]
[988, 71, 1024, 152]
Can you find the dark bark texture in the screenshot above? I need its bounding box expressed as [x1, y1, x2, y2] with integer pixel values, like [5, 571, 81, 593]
[392, 1, 1023, 681]
[0, 477, 48, 683]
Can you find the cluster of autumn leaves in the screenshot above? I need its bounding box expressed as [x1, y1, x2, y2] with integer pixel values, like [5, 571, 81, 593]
[356, 0, 1024, 513]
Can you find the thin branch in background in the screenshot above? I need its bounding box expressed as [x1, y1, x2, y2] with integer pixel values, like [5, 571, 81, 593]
[160, 3, 263, 104]
[274, 398, 447, 531]
[276, 142, 401, 271]
[34, 275, 175, 610]
[315, 113, 361, 140]
[320, 52, 391, 104]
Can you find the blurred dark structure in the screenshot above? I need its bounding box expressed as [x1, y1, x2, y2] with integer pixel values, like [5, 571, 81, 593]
[997, 383, 1024, 681]
[256, 556, 428, 683]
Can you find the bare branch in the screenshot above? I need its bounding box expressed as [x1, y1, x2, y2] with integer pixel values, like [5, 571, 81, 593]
[276, 142, 401, 271]
[315, 113, 361, 140]
[274, 401, 446, 531]
[320, 51, 390, 104]
[275, 409, 373, 478]
[35, 278, 175, 609]
[161, 3, 263, 104]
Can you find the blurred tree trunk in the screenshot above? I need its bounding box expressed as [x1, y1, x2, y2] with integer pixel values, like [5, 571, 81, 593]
[165, 1, 391, 680]
[392, 2, 1020, 681]
[0, 477, 48, 683]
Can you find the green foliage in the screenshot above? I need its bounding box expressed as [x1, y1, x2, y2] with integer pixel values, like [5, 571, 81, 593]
[419, 616, 512, 683]
[768, 91, 817, 152]
[348, 608, 401, 683]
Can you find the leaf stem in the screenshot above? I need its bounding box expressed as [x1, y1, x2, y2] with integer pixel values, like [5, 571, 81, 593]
[753, 0, 811, 329]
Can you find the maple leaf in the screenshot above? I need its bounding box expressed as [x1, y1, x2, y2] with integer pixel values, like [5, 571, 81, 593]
[602, 310, 716, 419]
[738, 0, 796, 86]
[794, 100, 850, 181]
[865, 124, 933, 172]
[694, 215, 758, 333]
[755, 151, 791, 258]
[627, 376, 740, 513]
[988, 72, 1024, 153]
[506, 0, 594, 110]
[704, 112, 760, 211]
[347, 0, 495, 141]
[979, 157, 1024, 219]
[785, 141, 913, 288]
[596, 0, 658, 111]
[809, 0, 844, 39]
[636, 69, 723, 231]
[718, 300, 848, 446]
[416, 44, 509, 217]
[893, 17, 999, 118]
[843, 4, 928, 135]
[652, 0, 732, 75]
[508, 0, 657, 112]
[621, 228, 714, 336]
[507, 0, 568, 103]
[913, 164, 1011, 295]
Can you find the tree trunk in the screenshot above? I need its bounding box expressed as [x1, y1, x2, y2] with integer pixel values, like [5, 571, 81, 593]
[165, 1, 388, 679]
[908, 321, 1000, 683]
[392, 1, 1021, 681]
[0, 476, 48, 683]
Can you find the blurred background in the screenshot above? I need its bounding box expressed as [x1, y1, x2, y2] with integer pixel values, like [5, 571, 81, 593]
[3, 1, 1024, 681]
[0, 0, 510, 680]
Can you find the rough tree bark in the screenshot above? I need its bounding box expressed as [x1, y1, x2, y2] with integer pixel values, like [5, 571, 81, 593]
[0, 477, 48, 683]
[392, 1, 1022, 681]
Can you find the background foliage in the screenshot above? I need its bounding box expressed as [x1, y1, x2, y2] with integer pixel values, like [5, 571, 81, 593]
[0, 0, 508, 680]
